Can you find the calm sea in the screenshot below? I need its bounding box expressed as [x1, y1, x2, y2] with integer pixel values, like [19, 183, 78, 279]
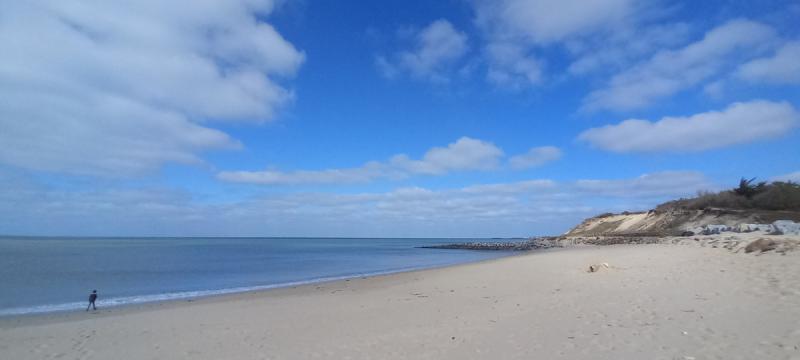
[0, 237, 516, 316]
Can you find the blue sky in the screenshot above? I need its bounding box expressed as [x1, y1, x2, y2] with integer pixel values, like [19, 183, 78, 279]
[1, 0, 799, 237]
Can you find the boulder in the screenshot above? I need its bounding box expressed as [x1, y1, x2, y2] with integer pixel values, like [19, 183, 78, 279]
[744, 239, 778, 253]
[772, 220, 800, 235]
[736, 224, 773, 233]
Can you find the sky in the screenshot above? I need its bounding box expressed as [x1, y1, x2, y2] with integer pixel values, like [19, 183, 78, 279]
[1, 0, 799, 237]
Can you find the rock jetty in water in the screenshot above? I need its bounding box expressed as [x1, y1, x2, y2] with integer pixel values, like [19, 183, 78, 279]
[419, 237, 559, 251]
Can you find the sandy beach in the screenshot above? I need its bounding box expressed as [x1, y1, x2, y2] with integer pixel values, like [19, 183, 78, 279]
[2, 243, 799, 360]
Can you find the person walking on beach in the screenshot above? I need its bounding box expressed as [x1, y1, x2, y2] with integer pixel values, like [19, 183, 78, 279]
[86, 290, 98, 311]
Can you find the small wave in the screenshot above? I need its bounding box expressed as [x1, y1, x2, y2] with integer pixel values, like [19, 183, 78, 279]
[0, 264, 445, 316]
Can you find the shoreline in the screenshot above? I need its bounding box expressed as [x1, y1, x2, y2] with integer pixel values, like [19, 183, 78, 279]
[0, 248, 532, 326]
[3, 230, 794, 323]
[3, 243, 798, 359]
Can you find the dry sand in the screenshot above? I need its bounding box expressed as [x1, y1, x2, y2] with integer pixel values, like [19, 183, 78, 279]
[2, 244, 799, 360]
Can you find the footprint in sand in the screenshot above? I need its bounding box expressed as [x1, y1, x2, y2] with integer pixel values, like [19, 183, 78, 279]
[71, 328, 96, 360]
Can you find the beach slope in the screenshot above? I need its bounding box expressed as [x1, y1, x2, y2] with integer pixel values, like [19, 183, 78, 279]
[2, 244, 799, 359]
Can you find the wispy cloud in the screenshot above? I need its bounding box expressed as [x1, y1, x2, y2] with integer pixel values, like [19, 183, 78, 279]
[472, 0, 656, 87]
[573, 171, 715, 197]
[566, 22, 691, 76]
[736, 41, 800, 85]
[217, 161, 398, 186]
[509, 146, 563, 170]
[484, 42, 544, 88]
[376, 19, 469, 82]
[0, 171, 713, 237]
[578, 100, 799, 152]
[582, 19, 778, 111]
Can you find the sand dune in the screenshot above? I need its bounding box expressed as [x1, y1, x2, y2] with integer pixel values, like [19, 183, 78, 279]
[2, 244, 799, 359]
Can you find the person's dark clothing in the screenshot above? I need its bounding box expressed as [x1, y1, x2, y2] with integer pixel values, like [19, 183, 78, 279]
[87, 292, 98, 311]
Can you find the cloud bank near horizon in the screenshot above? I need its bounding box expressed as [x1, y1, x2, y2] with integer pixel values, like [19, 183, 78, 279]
[0, 171, 715, 237]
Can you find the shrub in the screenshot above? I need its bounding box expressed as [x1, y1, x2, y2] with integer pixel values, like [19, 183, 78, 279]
[752, 181, 800, 210]
[733, 177, 767, 199]
[658, 179, 800, 211]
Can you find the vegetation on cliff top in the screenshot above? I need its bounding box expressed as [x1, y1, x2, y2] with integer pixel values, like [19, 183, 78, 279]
[657, 178, 800, 211]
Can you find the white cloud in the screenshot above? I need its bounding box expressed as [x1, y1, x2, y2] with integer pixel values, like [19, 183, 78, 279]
[475, 0, 640, 44]
[473, 0, 680, 88]
[578, 100, 799, 152]
[219, 137, 562, 185]
[736, 41, 800, 85]
[218, 137, 506, 185]
[0, 171, 713, 237]
[485, 42, 544, 87]
[508, 146, 562, 169]
[0, 1, 303, 176]
[390, 137, 504, 174]
[567, 22, 691, 76]
[217, 161, 397, 185]
[583, 19, 778, 112]
[377, 19, 468, 82]
[0, 95, 240, 175]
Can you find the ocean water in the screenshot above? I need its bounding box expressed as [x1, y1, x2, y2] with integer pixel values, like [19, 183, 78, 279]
[0, 237, 516, 316]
